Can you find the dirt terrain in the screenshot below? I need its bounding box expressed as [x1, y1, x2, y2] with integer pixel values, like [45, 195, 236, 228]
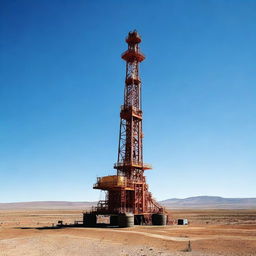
[0, 209, 255, 256]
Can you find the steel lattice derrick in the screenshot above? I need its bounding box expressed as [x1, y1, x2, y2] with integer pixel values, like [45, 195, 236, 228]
[117, 32, 144, 172]
[115, 31, 149, 214]
[93, 31, 165, 216]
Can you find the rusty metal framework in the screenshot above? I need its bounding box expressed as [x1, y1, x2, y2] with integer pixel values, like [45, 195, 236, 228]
[93, 31, 164, 219]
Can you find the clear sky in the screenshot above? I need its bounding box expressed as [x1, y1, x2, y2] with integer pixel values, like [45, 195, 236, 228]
[0, 0, 255, 203]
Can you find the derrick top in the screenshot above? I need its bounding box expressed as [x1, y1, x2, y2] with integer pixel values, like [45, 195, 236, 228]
[126, 30, 142, 44]
[122, 30, 145, 63]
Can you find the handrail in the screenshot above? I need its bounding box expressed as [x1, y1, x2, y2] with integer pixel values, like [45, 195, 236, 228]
[94, 177, 134, 189]
[114, 161, 152, 169]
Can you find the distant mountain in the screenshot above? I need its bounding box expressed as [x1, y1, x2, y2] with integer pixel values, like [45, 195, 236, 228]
[1, 196, 256, 210]
[0, 201, 96, 210]
[160, 196, 256, 209]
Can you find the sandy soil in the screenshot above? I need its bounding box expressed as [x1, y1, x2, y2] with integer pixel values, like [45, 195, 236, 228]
[0, 209, 256, 256]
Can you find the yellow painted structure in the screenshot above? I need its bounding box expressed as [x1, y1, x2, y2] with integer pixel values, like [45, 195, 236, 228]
[97, 175, 125, 187]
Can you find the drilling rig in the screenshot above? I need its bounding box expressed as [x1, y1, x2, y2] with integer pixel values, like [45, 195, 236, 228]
[84, 31, 167, 227]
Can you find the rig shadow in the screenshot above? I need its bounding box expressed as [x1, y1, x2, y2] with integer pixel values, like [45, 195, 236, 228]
[17, 223, 119, 230]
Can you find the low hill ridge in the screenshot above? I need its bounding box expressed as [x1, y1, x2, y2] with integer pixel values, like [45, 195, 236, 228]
[0, 201, 96, 210]
[160, 196, 256, 209]
[1, 196, 255, 209]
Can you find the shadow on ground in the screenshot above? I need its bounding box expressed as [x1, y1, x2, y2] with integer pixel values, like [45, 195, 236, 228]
[17, 224, 120, 230]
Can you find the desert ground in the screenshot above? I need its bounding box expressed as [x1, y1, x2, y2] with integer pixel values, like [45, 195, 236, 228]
[0, 209, 256, 256]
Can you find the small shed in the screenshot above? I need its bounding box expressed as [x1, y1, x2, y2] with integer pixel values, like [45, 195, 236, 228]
[177, 219, 188, 225]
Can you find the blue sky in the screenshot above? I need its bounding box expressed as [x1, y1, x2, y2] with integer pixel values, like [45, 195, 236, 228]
[0, 0, 255, 203]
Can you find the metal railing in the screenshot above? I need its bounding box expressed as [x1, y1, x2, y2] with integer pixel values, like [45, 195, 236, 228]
[121, 105, 142, 115]
[114, 161, 152, 169]
[93, 177, 135, 190]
